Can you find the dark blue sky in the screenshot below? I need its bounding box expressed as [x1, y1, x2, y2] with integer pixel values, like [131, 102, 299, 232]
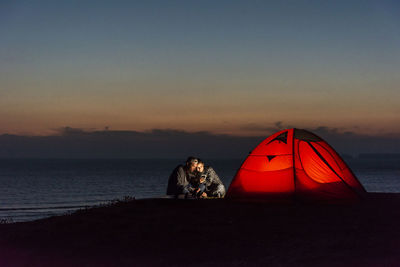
[1, 0, 399, 136]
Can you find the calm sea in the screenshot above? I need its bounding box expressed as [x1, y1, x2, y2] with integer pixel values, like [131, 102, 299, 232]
[0, 158, 399, 222]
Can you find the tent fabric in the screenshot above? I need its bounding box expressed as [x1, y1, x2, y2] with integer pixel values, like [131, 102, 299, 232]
[227, 128, 366, 200]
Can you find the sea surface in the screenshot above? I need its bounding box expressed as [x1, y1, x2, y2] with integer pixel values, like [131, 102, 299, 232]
[0, 158, 399, 222]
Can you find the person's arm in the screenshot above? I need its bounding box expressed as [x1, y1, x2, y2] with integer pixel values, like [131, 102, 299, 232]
[176, 167, 188, 192]
[199, 174, 207, 184]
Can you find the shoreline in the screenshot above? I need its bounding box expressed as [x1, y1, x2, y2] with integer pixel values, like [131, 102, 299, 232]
[1, 193, 400, 266]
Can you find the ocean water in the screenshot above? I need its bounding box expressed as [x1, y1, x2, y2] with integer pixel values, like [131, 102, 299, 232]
[0, 158, 399, 222]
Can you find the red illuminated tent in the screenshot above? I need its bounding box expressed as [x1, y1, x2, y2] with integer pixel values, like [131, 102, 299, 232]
[227, 129, 366, 200]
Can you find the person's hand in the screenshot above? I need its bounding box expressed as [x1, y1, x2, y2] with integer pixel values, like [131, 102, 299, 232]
[199, 177, 206, 183]
[196, 188, 201, 193]
[201, 192, 207, 198]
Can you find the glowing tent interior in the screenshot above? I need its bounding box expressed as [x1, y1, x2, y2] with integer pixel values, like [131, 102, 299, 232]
[227, 129, 366, 200]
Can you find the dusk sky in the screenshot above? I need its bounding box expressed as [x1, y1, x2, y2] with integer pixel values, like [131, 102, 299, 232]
[1, 0, 400, 137]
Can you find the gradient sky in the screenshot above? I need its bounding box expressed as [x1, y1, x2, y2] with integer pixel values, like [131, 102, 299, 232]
[1, 0, 399, 136]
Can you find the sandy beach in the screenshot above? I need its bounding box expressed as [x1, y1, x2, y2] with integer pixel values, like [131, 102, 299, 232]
[0, 193, 399, 266]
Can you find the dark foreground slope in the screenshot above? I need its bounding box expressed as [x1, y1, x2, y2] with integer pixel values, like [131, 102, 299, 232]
[0, 193, 400, 266]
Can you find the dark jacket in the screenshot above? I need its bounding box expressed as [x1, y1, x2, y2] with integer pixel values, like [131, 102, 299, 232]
[166, 165, 195, 195]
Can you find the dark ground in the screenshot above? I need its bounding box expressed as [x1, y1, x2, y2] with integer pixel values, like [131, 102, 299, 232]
[0, 193, 400, 266]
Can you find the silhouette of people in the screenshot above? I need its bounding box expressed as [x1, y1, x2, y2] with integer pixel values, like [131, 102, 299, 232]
[166, 157, 199, 197]
[166, 157, 226, 198]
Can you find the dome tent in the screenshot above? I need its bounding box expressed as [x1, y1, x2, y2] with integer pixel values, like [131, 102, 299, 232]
[227, 129, 366, 200]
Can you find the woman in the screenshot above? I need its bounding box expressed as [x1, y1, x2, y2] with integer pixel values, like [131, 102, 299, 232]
[196, 160, 226, 198]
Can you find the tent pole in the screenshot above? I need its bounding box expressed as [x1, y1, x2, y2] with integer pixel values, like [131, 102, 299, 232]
[307, 142, 359, 196]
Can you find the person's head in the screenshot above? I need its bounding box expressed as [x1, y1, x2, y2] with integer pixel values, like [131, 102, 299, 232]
[196, 160, 205, 173]
[185, 156, 198, 173]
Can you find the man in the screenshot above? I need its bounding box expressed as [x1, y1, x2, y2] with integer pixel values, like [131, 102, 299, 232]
[196, 160, 226, 198]
[166, 157, 199, 197]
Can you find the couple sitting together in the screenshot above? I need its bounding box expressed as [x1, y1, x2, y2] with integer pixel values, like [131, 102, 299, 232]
[166, 157, 226, 198]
